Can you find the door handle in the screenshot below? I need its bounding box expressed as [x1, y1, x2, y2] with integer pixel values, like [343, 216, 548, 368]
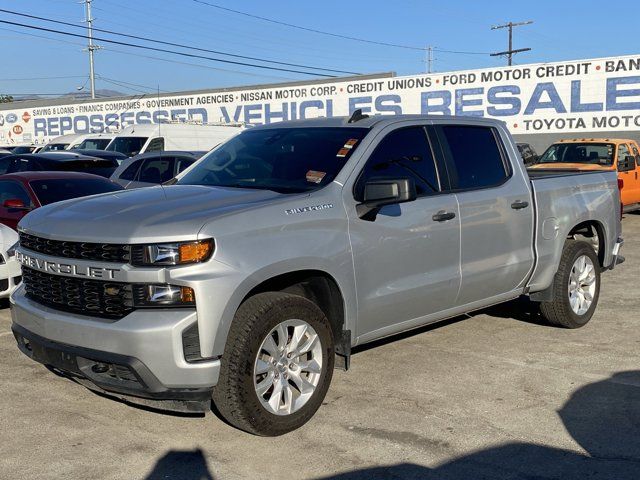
[432, 210, 456, 222]
[511, 200, 529, 210]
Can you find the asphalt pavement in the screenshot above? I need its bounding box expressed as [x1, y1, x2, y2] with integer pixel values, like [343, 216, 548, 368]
[1, 214, 639, 480]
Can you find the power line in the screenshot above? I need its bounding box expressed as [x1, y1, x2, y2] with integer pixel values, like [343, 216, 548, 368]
[0, 75, 86, 81]
[191, 0, 492, 56]
[104, 46, 296, 81]
[0, 26, 296, 82]
[0, 8, 359, 76]
[97, 75, 166, 93]
[192, 0, 426, 51]
[433, 47, 491, 55]
[0, 19, 346, 77]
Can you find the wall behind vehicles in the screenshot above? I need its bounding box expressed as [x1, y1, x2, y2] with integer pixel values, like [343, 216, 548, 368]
[1, 54, 640, 150]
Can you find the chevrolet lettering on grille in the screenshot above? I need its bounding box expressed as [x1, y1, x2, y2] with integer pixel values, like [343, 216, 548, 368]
[15, 251, 121, 280]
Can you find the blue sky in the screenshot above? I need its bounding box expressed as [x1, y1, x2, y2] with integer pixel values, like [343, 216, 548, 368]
[1, 0, 638, 96]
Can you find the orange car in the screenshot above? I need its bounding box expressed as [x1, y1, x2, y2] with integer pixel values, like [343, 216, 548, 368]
[531, 138, 640, 212]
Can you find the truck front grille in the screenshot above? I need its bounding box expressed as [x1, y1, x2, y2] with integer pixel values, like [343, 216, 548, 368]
[22, 267, 134, 319]
[19, 232, 130, 263]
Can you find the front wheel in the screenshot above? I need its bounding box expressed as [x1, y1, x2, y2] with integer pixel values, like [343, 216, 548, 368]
[540, 240, 601, 328]
[212, 292, 334, 436]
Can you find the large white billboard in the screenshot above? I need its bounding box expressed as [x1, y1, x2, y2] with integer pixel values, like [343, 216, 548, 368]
[1, 54, 639, 145]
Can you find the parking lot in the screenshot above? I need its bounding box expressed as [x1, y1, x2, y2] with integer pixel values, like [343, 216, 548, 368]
[0, 214, 637, 479]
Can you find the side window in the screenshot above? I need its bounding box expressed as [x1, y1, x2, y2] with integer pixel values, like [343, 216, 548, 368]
[0, 180, 33, 206]
[176, 157, 195, 174]
[7, 158, 39, 173]
[356, 127, 439, 199]
[437, 125, 509, 190]
[0, 157, 12, 174]
[119, 159, 143, 181]
[632, 145, 640, 166]
[618, 144, 630, 165]
[138, 157, 175, 184]
[145, 137, 165, 152]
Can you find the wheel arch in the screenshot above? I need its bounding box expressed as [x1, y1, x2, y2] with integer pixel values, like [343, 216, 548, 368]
[213, 264, 353, 362]
[567, 219, 607, 267]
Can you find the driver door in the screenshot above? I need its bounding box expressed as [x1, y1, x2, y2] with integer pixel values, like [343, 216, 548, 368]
[347, 125, 461, 341]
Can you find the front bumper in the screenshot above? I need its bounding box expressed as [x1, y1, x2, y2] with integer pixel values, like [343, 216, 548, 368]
[11, 287, 221, 412]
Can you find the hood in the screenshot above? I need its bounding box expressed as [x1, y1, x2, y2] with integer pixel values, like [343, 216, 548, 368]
[19, 185, 285, 243]
[528, 162, 613, 171]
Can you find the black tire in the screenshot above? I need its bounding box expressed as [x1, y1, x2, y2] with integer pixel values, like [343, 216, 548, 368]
[212, 292, 335, 436]
[540, 240, 601, 328]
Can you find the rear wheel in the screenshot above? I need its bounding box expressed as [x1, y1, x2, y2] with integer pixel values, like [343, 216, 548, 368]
[212, 292, 334, 436]
[540, 241, 601, 328]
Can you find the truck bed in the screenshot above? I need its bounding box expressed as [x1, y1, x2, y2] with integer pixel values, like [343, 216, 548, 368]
[526, 169, 620, 292]
[526, 168, 610, 179]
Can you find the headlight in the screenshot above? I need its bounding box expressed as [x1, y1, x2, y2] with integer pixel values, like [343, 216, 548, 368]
[6, 241, 18, 258]
[133, 284, 195, 307]
[131, 239, 214, 266]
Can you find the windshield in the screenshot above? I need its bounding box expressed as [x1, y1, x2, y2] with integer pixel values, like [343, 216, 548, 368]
[30, 178, 122, 205]
[539, 143, 615, 166]
[106, 137, 148, 156]
[40, 143, 69, 152]
[77, 138, 112, 150]
[177, 127, 368, 193]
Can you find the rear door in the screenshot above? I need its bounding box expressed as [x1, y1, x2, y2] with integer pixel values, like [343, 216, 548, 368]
[348, 124, 461, 340]
[433, 123, 535, 306]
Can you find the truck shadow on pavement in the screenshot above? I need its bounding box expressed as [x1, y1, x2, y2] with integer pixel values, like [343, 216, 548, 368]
[144, 448, 214, 480]
[142, 371, 640, 479]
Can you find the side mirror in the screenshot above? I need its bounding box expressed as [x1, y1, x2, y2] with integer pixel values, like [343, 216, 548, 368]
[619, 155, 636, 172]
[356, 178, 417, 220]
[3, 198, 31, 210]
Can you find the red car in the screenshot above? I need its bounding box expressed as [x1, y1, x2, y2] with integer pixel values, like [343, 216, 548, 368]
[0, 171, 123, 230]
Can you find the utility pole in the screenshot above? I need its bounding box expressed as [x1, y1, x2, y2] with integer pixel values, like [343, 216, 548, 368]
[490, 21, 532, 66]
[83, 0, 100, 99]
[425, 46, 434, 74]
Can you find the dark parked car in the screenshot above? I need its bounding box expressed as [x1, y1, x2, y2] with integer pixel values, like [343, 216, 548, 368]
[3, 152, 119, 178]
[9, 145, 42, 155]
[110, 151, 206, 188]
[68, 149, 128, 164]
[0, 171, 123, 230]
[517, 143, 539, 166]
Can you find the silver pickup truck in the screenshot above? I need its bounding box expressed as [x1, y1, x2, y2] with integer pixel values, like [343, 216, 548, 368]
[11, 114, 623, 436]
